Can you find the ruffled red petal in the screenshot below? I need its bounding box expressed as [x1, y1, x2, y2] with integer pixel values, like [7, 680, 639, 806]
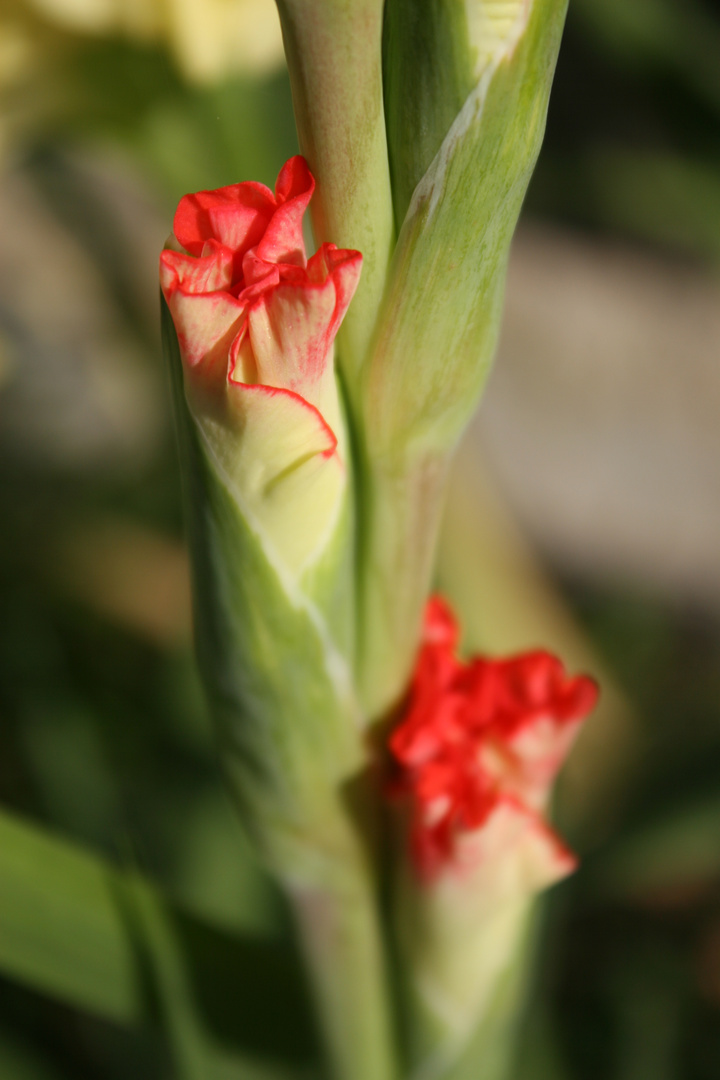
[388, 595, 599, 880]
[174, 182, 276, 259]
[160, 158, 362, 415]
[172, 155, 314, 286]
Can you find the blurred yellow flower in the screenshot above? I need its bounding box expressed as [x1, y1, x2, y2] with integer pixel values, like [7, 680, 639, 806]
[158, 0, 285, 82]
[0, 7, 56, 159]
[0, 0, 285, 161]
[18, 0, 285, 82]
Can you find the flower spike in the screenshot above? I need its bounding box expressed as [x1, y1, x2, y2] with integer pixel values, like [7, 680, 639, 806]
[161, 159, 396, 1080]
[389, 596, 598, 1075]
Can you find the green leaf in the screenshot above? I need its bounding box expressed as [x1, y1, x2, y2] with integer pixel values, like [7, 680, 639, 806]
[0, 806, 318, 1071]
[369, 0, 568, 460]
[0, 807, 142, 1026]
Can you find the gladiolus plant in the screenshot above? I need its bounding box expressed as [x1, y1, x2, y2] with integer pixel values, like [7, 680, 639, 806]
[160, 3, 598, 1080]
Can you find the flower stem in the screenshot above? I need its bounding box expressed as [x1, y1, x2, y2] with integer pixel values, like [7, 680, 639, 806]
[289, 870, 400, 1080]
[357, 451, 451, 722]
[274, 0, 395, 392]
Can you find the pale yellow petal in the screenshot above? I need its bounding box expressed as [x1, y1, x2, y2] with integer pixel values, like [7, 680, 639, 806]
[164, 0, 284, 84]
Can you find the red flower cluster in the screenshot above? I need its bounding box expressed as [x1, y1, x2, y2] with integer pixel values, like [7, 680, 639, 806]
[389, 597, 599, 880]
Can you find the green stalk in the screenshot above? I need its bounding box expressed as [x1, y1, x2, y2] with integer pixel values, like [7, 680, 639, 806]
[290, 877, 400, 1080]
[356, 450, 453, 721]
[275, 0, 395, 394]
[164, 302, 398, 1080]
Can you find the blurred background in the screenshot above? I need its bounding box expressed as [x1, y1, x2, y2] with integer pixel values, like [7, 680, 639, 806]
[1, 0, 719, 1077]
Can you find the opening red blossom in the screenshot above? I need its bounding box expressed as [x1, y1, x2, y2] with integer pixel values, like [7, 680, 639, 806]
[159, 155, 362, 417]
[388, 596, 599, 880]
[159, 157, 364, 577]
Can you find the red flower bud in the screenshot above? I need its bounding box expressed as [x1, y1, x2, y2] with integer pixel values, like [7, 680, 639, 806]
[389, 597, 599, 881]
[160, 156, 362, 426]
[159, 156, 363, 576]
